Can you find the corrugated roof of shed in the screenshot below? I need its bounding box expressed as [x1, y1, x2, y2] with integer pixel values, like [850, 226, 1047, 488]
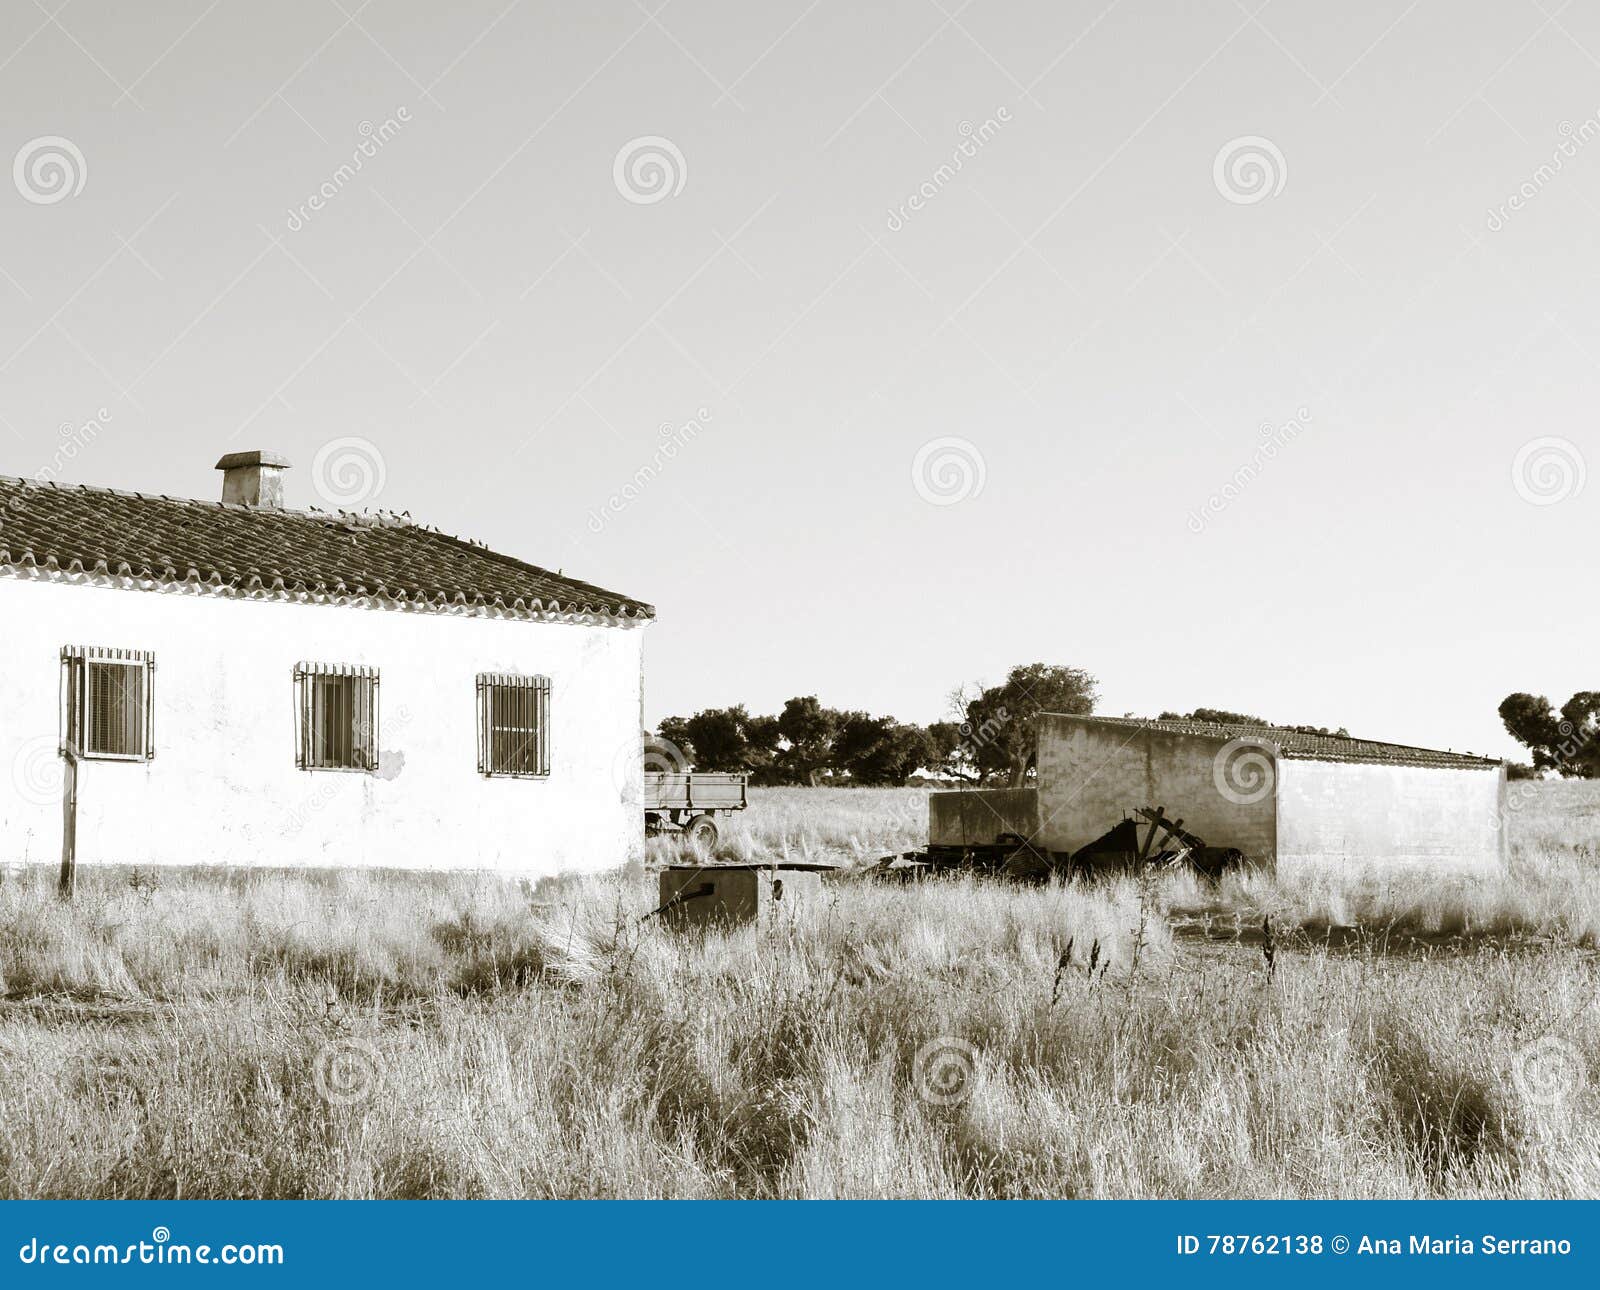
[1051, 714, 1501, 770]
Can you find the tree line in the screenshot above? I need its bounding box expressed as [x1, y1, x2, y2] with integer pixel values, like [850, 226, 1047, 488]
[652, 663, 1384, 788]
[653, 664, 1097, 786]
[656, 673, 1600, 786]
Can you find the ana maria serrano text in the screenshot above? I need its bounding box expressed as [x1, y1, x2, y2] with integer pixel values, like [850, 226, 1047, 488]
[1358, 1235, 1570, 1256]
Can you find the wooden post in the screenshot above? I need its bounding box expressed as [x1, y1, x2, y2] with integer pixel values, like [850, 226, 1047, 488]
[58, 743, 78, 901]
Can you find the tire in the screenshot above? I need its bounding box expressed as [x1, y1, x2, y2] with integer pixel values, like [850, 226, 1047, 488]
[684, 814, 719, 848]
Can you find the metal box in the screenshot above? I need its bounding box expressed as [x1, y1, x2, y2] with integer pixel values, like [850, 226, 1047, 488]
[657, 863, 831, 929]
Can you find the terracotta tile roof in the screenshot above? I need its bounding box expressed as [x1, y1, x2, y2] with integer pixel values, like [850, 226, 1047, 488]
[1055, 714, 1500, 770]
[0, 474, 653, 623]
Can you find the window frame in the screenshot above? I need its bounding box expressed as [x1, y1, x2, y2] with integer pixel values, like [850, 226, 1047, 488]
[294, 662, 380, 773]
[476, 672, 551, 779]
[60, 646, 156, 763]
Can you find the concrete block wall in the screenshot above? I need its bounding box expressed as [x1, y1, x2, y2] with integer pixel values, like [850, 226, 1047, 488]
[1275, 759, 1506, 874]
[1032, 714, 1278, 863]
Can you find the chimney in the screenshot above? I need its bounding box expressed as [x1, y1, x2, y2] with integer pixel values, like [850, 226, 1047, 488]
[215, 451, 291, 508]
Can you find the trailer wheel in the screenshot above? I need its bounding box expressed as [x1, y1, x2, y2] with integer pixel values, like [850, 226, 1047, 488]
[684, 814, 720, 848]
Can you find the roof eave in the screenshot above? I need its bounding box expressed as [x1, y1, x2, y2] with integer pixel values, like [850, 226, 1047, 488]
[0, 559, 654, 626]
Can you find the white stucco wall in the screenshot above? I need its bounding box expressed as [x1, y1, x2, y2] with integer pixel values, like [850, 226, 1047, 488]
[1275, 759, 1506, 875]
[1033, 715, 1278, 863]
[0, 573, 647, 875]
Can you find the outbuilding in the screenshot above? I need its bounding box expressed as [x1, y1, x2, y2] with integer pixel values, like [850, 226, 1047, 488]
[931, 712, 1507, 873]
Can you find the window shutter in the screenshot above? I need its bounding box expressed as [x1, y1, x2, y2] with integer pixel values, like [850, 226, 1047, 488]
[294, 664, 310, 769]
[535, 674, 550, 776]
[60, 646, 155, 761]
[475, 675, 488, 775]
[358, 671, 378, 771]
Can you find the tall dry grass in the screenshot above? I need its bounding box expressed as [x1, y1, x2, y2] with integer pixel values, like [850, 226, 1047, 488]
[1162, 778, 1600, 949]
[648, 785, 928, 868]
[0, 783, 1594, 1199]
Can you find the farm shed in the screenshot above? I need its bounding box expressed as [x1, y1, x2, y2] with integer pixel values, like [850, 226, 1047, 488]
[931, 713, 1507, 874]
[0, 453, 653, 874]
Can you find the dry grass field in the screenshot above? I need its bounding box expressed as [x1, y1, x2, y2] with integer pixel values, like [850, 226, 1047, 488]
[0, 782, 1595, 1199]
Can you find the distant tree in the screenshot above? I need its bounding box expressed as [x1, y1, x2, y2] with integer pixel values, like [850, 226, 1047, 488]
[1505, 761, 1539, 781]
[923, 721, 965, 776]
[744, 713, 782, 777]
[1160, 707, 1270, 726]
[776, 695, 842, 784]
[964, 664, 1098, 787]
[662, 706, 773, 773]
[832, 715, 933, 785]
[880, 723, 936, 784]
[831, 713, 888, 782]
[1499, 693, 1559, 763]
[655, 715, 695, 763]
[1500, 691, 1600, 777]
[681, 708, 746, 770]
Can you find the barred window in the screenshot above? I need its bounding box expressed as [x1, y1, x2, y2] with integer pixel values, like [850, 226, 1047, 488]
[61, 647, 155, 761]
[295, 663, 379, 771]
[476, 673, 550, 777]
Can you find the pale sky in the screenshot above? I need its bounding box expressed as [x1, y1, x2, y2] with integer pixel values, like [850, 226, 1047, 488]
[2, 1, 1595, 761]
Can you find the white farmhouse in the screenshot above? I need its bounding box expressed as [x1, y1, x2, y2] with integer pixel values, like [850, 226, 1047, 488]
[0, 453, 653, 875]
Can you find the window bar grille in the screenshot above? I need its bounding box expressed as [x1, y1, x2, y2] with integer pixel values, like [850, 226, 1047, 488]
[59, 646, 155, 761]
[476, 673, 550, 778]
[295, 663, 379, 772]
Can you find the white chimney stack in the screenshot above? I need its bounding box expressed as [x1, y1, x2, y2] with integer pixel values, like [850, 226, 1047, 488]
[215, 451, 291, 508]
